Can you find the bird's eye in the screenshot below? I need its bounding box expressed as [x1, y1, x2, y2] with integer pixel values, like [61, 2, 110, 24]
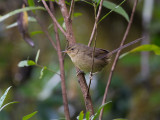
[71, 48, 74, 51]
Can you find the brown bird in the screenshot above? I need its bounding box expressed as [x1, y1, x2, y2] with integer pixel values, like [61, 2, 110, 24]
[64, 38, 143, 73]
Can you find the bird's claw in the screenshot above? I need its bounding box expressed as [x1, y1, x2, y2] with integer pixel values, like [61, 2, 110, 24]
[76, 70, 85, 76]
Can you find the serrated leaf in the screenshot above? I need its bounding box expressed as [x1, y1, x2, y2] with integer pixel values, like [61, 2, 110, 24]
[0, 101, 18, 111]
[0, 86, 12, 108]
[18, 60, 35, 67]
[35, 49, 40, 63]
[78, 111, 84, 120]
[93, 101, 112, 120]
[22, 111, 38, 120]
[0, 6, 45, 22]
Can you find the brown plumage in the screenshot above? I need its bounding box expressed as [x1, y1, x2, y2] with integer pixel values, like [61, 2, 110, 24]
[64, 37, 143, 73]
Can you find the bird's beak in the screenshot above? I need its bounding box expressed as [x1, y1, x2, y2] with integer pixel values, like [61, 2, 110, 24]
[62, 50, 67, 53]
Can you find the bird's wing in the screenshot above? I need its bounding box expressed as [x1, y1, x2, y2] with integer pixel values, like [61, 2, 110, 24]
[86, 48, 109, 59]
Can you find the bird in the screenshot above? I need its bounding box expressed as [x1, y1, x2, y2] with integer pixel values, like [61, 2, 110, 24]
[63, 37, 143, 73]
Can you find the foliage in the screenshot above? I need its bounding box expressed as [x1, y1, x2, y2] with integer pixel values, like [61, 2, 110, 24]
[0, 87, 18, 112]
[22, 111, 38, 120]
[0, 6, 45, 22]
[0, 86, 37, 119]
[77, 101, 112, 120]
[120, 44, 160, 59]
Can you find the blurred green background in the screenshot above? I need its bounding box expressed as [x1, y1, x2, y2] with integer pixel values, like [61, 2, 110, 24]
[0, 0, 160, 120]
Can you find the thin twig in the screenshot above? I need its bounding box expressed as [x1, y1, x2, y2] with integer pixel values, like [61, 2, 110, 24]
[58, 0, 94, 115]
[35, 64, 60, 75]
[33, 14, 57, 50]
[41, 0, 67, 37]
[58, 0, 76, 44]
[49, 2, 70, 120]
[69, 0, 75, 19]
[99, 0, 138, 119]
[88, 3, 98, 95]
[88, 0, 104, 47]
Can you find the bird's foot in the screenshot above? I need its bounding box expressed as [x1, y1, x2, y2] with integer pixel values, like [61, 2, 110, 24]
[76, 70, 85, 76]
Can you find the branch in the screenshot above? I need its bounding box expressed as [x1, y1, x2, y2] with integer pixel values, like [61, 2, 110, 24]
[69, 0, 75, 19]
[41, 0, 67, 37]
[58, 0, 76, 44]
[99, 0, 138, 119]
[88, 0, 104, 46]
[49, 2, 70, 120]
[58, 0, 94, 115]
[32, 14, 57, 50]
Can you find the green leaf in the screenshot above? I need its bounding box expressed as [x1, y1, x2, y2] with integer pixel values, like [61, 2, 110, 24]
[28, 0, 36, 13]
[130, 44, 160, 55]
[0, 86, 12, 108]
[28, 60, 36, 66]
[30, 31, 43, 36]
[80, 0, 93, 6]
[73, 13, 82, 17]
[78, 111, 84, 120]
[120, 44, 160, 59]
[22, 111, 38, 120]
[35, 49, 40, 63]
[28, 0, 35, 7]
[18, 60, 36, 67]
[93, 101, 112, 120]
[85, 111, 90, 120]
[39, 66, 47, 79]
[0, 6, 45, 22]
[6, 22, 18, 29]
[6, 16, 36, 29]
[0, 101, 18, 111]
[113, 118, 128, 120]
[97, 0, 129, 23]
[96, 0, 101, 10]
[38, 0, 55, 2]
[18, 60, 28, 67]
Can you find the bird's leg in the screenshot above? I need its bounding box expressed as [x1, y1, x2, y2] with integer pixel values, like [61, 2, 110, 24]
[76, 70, 85, 76]
[87, 72, 93, 95]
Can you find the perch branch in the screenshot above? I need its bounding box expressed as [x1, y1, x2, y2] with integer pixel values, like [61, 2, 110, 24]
[58, 0, 94, 115]
[41, 0, 67, 37]
[69, 0, 75, 19]
[32, 14, 57, 50]
[49, 2, 70, 120]
[88, 0, 104, 46]
[99, 0, 138, 119]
